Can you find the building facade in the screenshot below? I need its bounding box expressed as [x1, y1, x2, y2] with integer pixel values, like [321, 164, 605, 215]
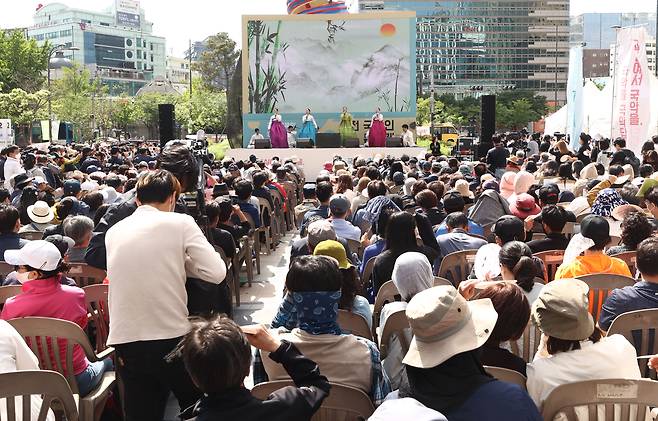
[359, 0, 570, 105]
[166, 56, 195, 94]
[571, 13, 657, 49]
[582, 49, 610, 78]
[609, 38, 657, 76]
[27, 2, 167, 96]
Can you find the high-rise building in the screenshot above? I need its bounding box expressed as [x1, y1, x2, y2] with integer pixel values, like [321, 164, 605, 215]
[571, 13, 657, 49]
[27, 2, 167, 96]
[359, 0, 570, 105]
[609, 38, 657, 76]
[582, 49, 610, 78]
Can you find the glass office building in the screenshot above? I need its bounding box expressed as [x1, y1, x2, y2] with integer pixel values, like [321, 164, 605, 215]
[27, 3, 167, 96]
[360, 0, 570, 105]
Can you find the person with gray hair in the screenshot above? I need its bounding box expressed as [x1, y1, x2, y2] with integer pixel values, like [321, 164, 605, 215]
[63, 215, 94, 263]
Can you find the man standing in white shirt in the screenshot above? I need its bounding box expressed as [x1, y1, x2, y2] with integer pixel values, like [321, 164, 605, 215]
[248, 128, 264, 148]
[3, 146, 24, 191]
[105, 170, 226, 421]
[402, 124, 415, 147]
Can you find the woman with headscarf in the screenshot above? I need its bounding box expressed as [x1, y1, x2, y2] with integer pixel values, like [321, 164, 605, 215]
[379, 252, 434, 389]
[499, 172, 516, 200]
[507, 171, 535, 204]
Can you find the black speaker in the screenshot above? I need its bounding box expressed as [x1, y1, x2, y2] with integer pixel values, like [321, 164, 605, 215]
[480, 95, 496, 147]
[158, 104, 175, 148]
[344, 138, 360, 148]
[255, 138, 271, 149]
[386, 137, 403, 147]
[297, 138, 314, 148]
[316, 133, 341, 148]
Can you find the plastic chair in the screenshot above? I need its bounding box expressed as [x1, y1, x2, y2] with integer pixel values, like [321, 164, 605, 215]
[575, 274, 636, 322]
[8, 317, 115, 421]
[361, 257, 376, 290]
[337, 310, 373, 341]
[533, 250, 565, 283]
[484, 366, 527, 389]
[214, 246, 240, 307]
[243, 213, 262, 274]
[251, 381, 375, 421]
[378, 308, 410, 360]
[19, 231, 44, 241]
[0, 284, 22, 306]
[607, 309, 658, 379]
[83, 284, 110, 354]
[257, 198, 274, 255]
[0, 261, 14, 277]
[347, 239, 363, 261]
[531, 232, 546, 241]
[563, 222, 576, 240]
[509, 321, 543, 364]
[433, 276, 452, 287]
[0, 370, 79, 421]
[542, 378, 658, 421]
[609, 235, 622, 247]
[436, 249, 478, 287]
[66, 264, 106, 288]
[269, 189, 286, 239]
[612, 251, 637, 277]
[372, 281, 402, 341]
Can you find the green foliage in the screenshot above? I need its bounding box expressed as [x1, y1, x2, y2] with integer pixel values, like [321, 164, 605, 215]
[496, 98, 541, 130]
[193, 32, 240, 93]
[416, 97, 430, 125]
[176, 79, 227, 133]
[110, 96, 138, 132]
[0, 30, 49, 93]
[0, 89, 49, 125]
[133, 92, 179, 137]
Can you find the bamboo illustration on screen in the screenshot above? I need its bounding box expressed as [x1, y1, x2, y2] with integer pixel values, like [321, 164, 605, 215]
[247, 20, 289, 114]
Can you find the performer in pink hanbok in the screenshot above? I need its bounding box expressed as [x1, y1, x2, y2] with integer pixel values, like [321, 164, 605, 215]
[268, 108, 289, 148]
[368, 107, 387, 147]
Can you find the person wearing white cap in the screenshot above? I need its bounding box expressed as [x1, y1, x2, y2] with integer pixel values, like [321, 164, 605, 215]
[19, 200, 54, 235]
[394, 285, 541, 420]
[0, 241, 114, 397]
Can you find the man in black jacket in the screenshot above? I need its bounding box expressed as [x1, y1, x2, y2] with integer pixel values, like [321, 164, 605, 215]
[527, 205, 570, 254]
[178, 317, 329, 421]
[485, 134, 510, 178]
[85, 143, 231, 316]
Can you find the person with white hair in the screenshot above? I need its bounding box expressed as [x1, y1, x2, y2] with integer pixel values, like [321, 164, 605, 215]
[63, 215, 94, 263]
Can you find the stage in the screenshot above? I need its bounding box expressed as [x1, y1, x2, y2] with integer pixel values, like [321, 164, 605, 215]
[225, 147, 427, 179]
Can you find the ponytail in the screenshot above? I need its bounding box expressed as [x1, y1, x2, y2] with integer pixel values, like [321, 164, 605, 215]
[499, 241, 538, 293]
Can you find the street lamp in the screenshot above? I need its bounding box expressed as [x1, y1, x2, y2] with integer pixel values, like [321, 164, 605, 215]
[47, 44, 79, 142]
[554, 23, 559, 108]
[610, 25, 622, 139]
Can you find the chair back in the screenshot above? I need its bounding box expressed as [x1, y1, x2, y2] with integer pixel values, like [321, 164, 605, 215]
[379, 309, 410, 360]
[484, 366, 527, 390]
[83, 284, 110, 353]
[0, 285, 22, 306]
[372, 281, 402, 340]
[8, 317, 100, 395]
[541, 378, 658, 421]
[346, 239, 363, 260]
[609, 235, 622, 247]
[509, 321, 543, 363]
[251, 381, 374, 421]
[0, 370, 79, 421]
[612, 251, 637, 277]
[337, 310, 373, 341]
[433, 276, 452, 287]
[19, 231, 44, 241]
[258, 197, 274, 227]
[0, 261, 14, 277]
[67, 263, 106, 288]
[575, 274, 636, 322]
[563, 222, 576, 239]
[608, 309, 658, 379]
[361, 257, 376, 288]
[436, 249, 478, 287]
[533, 250, 566, 283]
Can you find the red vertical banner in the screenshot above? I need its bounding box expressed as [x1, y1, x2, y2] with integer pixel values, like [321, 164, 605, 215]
[612, 27, 651, 156]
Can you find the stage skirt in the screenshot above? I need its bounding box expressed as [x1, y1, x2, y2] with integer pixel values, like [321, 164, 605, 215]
[368, 120, 387, 147]
[339, 117, 357, 141]
[299, 121, 317, 142]
[269, 121, 289, 148]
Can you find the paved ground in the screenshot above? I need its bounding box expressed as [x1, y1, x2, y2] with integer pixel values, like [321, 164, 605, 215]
[164, 231, 296, 419]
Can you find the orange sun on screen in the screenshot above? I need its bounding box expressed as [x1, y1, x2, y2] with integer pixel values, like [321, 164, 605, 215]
[380, 23, 396, 37]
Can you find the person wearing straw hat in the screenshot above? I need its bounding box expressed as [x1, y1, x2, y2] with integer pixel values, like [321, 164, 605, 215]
[19, 200, 54, 235]
[526, 279, 641, 409]
[396, 285, 541, 420]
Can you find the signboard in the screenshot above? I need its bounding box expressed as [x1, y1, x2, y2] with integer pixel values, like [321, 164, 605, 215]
[0, 119, 13, 146]
[116, 0, 141, 29]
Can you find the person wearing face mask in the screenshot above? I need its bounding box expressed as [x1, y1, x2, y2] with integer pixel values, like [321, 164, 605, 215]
[104, 169, 226, 421]
[0, 240, 114, 396]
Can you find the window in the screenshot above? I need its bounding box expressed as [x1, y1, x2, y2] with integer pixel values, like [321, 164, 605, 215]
[100, 22, 110, 26]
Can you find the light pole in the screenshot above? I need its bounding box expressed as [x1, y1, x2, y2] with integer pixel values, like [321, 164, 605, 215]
[554, 23, 559, 108]
[610, 25, 622, 139]
[47, 44, 79, 142]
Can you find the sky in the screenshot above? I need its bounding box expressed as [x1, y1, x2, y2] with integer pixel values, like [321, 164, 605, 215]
[0, 0, 656, 56]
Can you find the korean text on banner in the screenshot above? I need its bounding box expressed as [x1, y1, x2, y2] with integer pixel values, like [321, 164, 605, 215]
[612, 27, 652, 157]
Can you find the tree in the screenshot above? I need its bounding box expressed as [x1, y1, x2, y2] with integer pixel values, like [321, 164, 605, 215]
[416, 97, 430, 125]
[0, 88, 48, 143]
[134, 92, 179, 139]
[110, 96, 138, 134]
[193, 33, 240, 92]
[496, 99, 541, 130]
[0, 30, 49, 93]
[51, 65, 102, 141]
[176, 79, 227, 134]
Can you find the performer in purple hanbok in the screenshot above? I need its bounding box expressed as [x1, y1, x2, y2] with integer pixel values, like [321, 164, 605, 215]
[368, 107, 387, 147]
[268, 108, 288, 148]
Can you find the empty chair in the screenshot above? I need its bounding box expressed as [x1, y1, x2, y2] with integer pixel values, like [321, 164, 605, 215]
[251, 381, 374, 421]
[337, 310, 373, 341]
[0, 370, 78, 421]
[607, 308, 658, 379]
[542, 379, 658, 421]
[575, 273, 636, 322]
[436, 249, 478, 287]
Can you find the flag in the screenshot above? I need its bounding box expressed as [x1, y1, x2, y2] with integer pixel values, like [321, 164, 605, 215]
[79, 22, 87, 31]
[612, 27, 652, 157]
[567, 45, 584, 151]
[36, 3, 43, 11]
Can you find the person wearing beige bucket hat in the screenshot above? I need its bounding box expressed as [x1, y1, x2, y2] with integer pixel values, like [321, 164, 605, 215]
[526, 279, 641, 408]
[19, 200, 55, 234]
[397, 285, 541, 420]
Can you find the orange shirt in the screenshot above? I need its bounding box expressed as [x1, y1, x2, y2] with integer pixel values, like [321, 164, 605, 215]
[554, 253, 632, 280]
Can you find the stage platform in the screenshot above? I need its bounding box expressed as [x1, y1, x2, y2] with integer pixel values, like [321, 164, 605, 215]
[225, 147, 427, 179]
